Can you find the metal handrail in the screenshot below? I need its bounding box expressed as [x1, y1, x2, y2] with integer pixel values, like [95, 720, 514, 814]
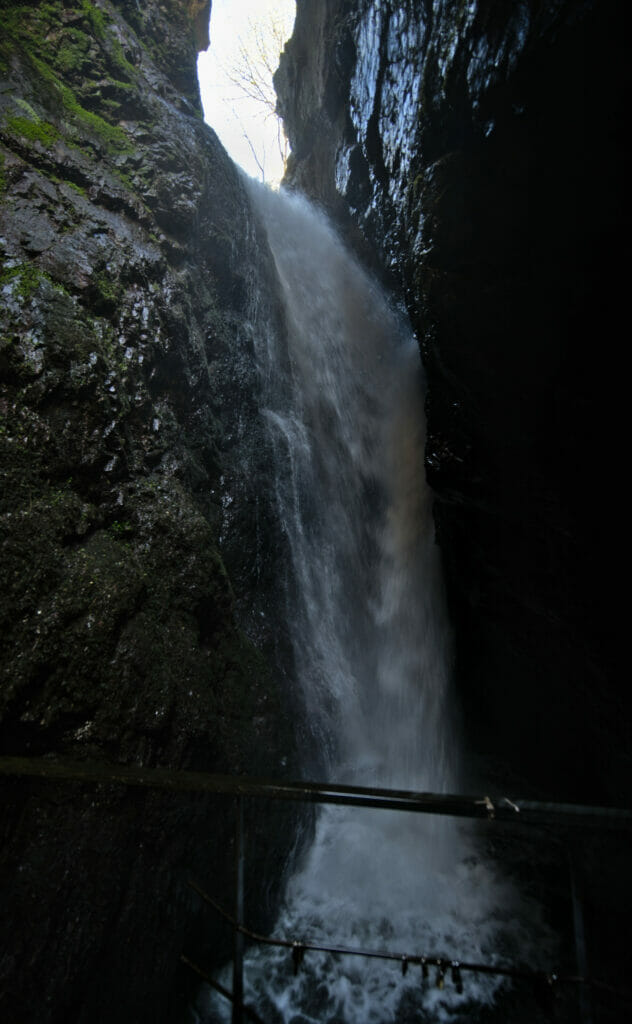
[1, 755, 631, 830]
[188, 878, 591, 985]
[2, 754, 631, 1023]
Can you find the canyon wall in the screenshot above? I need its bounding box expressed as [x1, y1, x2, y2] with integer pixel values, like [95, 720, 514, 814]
[276, 0, 629, 806]
[0, 2, 297, 1021]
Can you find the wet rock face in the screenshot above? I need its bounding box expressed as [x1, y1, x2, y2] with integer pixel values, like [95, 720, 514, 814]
[1, 2, 296, 1021]
[277, 0, 629, 804]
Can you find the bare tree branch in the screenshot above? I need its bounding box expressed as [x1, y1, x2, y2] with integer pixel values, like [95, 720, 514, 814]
[228, 103, 267, 182]
[219, 7, 293, 178]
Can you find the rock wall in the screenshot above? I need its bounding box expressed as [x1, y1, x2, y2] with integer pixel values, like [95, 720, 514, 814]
[276, 0, 629, 806]
[0, 2, 297, 1021]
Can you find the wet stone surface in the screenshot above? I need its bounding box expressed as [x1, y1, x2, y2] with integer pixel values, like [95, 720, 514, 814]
[277, 0, 630, 807]
[1, 2, 298, 1021]
[276, 2, 630, 1020]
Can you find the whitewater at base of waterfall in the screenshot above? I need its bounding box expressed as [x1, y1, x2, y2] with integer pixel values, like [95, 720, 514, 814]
[198, 809, 555, 1023]
[195, 182, 556, 1023]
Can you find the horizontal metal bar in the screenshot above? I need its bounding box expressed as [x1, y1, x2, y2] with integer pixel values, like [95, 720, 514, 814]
[188, 879, 524, 977]
[1, 756, 631, 831]
[189, 880, 629, 996]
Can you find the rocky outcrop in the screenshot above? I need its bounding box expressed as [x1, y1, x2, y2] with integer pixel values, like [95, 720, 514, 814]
[276, 0, 629, 807]
[0, 2, 296, 1021]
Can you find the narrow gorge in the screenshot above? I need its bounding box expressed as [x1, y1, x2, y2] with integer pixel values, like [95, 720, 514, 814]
[0, 2, 629, 1023]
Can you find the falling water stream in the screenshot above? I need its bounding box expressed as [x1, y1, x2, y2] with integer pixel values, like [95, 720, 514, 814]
[200, 184, 552, 1023]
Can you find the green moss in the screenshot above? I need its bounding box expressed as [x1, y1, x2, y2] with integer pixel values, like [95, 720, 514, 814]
[65, 179, 87, 197]
[0, 153, 5, 200]
[35, 2, 60, 22]
[80, 0, 108, 41]
[91, 268, 121, 314]
[0, 6, 48, 61]
[108, 37, 137, 82]
[5, 115, 60, 147]
[0, 263, 53, 301]
[55, 31, 91, 75]
[109, 519, 133, 538]
[14, 97, 40, 120]
[79, 2, 136, 80]
[100, 98, 122, 116]
[1, 5, 133, 154]
[27, 53, 131, 152]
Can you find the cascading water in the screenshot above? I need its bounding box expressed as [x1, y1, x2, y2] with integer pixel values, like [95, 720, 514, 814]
[251, 184, 453, 795]
[199, 183, 553, 1024]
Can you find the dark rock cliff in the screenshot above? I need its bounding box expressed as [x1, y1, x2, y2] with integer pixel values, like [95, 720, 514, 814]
[0, 2, 296, 1021]
[276, 0, 629, 808]
[276, 7, 631, 1017]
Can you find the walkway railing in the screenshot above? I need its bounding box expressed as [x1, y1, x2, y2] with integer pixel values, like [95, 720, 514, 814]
[2, 755, 631, 1023]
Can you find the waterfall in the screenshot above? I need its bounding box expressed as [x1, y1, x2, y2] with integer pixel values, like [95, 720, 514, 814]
[250, 183, 453, 794]
[200, 184, 552, 1024]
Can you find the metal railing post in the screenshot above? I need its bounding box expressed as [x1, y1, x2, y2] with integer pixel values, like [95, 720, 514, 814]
[568, 843, 593, 1024]
[232, 795, 245, 1024]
